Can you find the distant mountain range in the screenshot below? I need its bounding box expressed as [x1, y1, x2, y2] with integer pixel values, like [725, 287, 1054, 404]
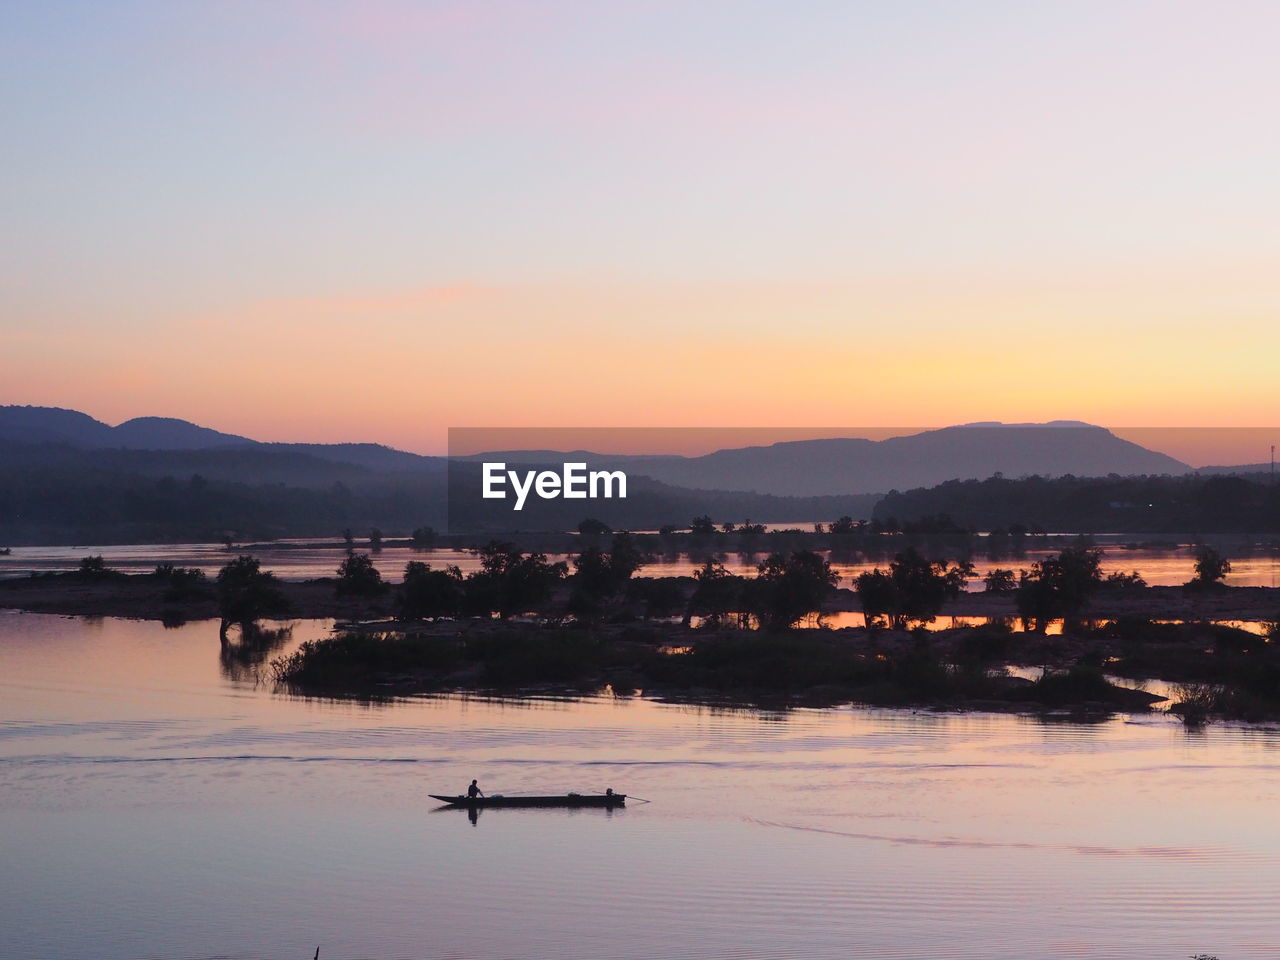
[472, 422, 1191, 496]
[1, 407, 1200, 496]
[0, 406, 443, 479]
[2, 405, 1272, 544]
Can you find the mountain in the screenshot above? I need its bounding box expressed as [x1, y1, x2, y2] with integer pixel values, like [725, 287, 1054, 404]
[0, 406, 255, 450]
[0, 406, 443, 475]
[0, 406, 116, 446]
[472, 423, 1191, 497]
[109, 416, 255, 450]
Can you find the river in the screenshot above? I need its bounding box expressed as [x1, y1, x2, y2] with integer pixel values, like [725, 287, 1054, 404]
[3, 611, 1280, 957]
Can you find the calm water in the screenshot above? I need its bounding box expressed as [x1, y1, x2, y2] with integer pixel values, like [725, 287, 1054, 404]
[3, 612, 1280, 958]
[3, 537, 1279, 587]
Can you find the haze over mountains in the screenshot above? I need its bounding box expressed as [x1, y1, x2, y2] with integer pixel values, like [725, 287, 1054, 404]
[0, 406, 1203, 496]
[501, 422, 1190, 497]
[0, 406, 444, 482]
[2, 405, 1274, 544]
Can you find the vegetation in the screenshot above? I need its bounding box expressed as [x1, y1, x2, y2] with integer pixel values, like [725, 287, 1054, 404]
[1186, 545, 1231, 590]
[465, 541, 568, 619]
[335, 551, 386, 597]
[854, 549, 972, 629]
[215, 555, 289, 641]
[748, 550, 840, 630]
[876, 472, 1280, 534]
[1015, 547, 1103, 631]
[271, 621, 1163, 713]
[398, 561, 465, 620]
[568, 533, 647, 623]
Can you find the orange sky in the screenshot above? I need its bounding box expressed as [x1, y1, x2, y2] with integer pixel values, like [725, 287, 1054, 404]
[5, 272, 1278, 462]
[4, 4, 1279, 463]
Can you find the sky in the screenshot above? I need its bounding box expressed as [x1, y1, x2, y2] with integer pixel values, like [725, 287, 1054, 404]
[2, 0, 1278, 457]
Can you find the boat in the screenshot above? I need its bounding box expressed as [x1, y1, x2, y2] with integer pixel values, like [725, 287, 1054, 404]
[429, 792, 626, 808]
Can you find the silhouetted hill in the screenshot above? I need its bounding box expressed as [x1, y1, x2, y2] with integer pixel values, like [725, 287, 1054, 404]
[473, 423, 1190, 496]
[0, 406, 256, 450]
[110, 416, 255, 450]
[0, 406, 116, 446]
[0, 406, 444, 475]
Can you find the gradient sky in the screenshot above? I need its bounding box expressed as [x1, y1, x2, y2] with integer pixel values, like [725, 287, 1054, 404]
[2, 0, 1278, 455]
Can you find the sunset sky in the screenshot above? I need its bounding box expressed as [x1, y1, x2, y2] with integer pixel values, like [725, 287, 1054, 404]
[3, 1, 1278, 456]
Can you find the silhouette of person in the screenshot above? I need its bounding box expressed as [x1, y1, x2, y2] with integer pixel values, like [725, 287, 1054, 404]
[467, 779, 483, 799]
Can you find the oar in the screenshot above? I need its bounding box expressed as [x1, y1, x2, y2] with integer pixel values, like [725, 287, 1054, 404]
[626, 794, 653, 803]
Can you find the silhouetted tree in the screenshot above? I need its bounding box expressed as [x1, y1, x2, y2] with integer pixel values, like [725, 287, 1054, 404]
[1104, 570, 1147, 588]
[577, 518, 612, 537]
[216, 555, 288, 642]
[626, 577, 685, 620]
[1015, 546, 1103, 631]
[153, 564, 208, 602]
[748, 550, 840, 631]
[569, 533, 647, 622]
[1187, 546, 1231, 589]
[690, 515, 717, 536]
[855, 548, 969, 629]
[77, 555, 112, 578]
[336, 552, 386, 597]
[830, 515, 860, 535]
[411, 526, 437, 548]
[369, 528, 384, 552]
[685, 560, 745, 629]
[983, 568, 1017, 594]
[398, 561, 464, 620]
[466, 541, 568, 619]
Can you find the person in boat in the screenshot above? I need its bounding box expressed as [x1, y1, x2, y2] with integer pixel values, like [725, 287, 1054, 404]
[467, 779, 484, 799]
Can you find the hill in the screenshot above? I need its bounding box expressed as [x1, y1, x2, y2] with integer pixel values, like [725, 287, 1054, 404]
[472, 423, 1190, 497]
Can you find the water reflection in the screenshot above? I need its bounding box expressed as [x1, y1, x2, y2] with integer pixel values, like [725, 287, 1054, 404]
[6, 611, 1280, 959]
[218, 623, 293, 683]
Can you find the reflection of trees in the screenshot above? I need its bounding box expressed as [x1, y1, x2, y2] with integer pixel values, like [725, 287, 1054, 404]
[219, 623, 293, 683]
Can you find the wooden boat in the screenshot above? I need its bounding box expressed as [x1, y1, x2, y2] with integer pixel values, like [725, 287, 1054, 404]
[429, 792, 625, 808]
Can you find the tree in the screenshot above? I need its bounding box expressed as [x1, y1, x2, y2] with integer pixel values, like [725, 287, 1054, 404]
[369, 528, 384, 551]
[748, 550, 840, 631]
[684, 559, 745, 629]
[411, 526, 437, 548]
[1188, 546, 1231, 589]
[1015, 546, 1103, 631]
[853, 569, 898, 628]
[216, 555, 288, 642]
[336, 552, 386, 597]
[830, 516, 860, 535]
[854, 548, 969, 629]
[690, 515, 717, 536]
[983, 568, 1017, 594]
[466, 541, 568, 619]
[77, 555, 112, 578]
[568, 533, 647, 622]
[398, 561, 464, 620]
[577, 518, 612, 537]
